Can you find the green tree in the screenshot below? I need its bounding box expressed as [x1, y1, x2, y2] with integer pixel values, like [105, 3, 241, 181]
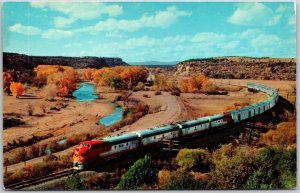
[209, 144, 257, 189]
[65, 173, 86, 190]
[245, 147, 296, 189]
[176, 148, 211, 172]
[116, 155, 157, 189]
[163, 171, 203, 189]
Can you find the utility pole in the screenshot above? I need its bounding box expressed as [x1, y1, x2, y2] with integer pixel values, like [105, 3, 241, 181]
[244, 122, 254, 144]
[162, 139, 180, 170]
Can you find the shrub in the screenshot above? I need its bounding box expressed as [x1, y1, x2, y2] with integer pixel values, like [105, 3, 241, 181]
[260, 121, 296, 148]
[245, 147, 296, 189]
[27, 103, 34, 116]
[209, 144, 257, 189]
[154, 91, 161, 95]
[116, 155, 157, 189]
[135, 82, 145, 91]
[171, 90, 180, 96]
[41, 84, 57, 101]
[176, 148, 211, 172]
[65, 173, 86, 190]
[160, 170, 203, 189]
[143, 94, 149, 98]
[9, 82, 25, 98]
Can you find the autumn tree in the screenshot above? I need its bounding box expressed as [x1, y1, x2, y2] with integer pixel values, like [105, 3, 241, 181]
[34, 65, 77, 98]
[260, 121, 296, 148]
[57, 70, 77, 97]
[34, 65, 76, 87]
[83, 68, 96, 81]
[179, 74, 209, 93]
[3, 72, 14, 95]
[92, 66, 149, 90]
[153, 75, 177, 91]
[9, 82, 25, 98]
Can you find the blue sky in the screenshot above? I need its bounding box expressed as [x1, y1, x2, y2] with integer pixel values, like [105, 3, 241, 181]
[3, 1, 296, 62]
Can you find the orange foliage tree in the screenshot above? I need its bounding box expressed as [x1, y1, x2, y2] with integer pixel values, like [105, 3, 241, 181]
[10, 82, 25, 98]
[57, 70, 77, 97]
[179, 74, 209, 93]
[83, 68, 97, 81]
[34, 65, 75, 87]
[260, 121, 296, 148]
[92, 66, 149, 90]
[3, 72, 14, 95]
[34, 65, 78, 98]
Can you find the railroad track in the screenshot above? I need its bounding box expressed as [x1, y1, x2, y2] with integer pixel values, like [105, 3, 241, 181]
[5, 168, 76, 190]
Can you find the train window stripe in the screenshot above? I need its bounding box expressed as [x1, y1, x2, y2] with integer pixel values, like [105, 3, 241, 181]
[180, 121, 210, 128]
[106, 136, 139, 145]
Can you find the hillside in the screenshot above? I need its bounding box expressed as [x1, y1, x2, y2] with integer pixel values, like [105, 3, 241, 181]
[3, 52, 128, 70]
[176, 57, 296, 81]
[129, 61, 179, 66]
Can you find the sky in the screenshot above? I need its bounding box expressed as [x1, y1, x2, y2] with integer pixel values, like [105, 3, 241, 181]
[3, 1, 296, 62]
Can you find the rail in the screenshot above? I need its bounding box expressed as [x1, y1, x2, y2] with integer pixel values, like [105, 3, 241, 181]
[4, 168, 75, 190]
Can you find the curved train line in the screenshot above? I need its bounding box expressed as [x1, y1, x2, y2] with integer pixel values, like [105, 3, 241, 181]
[72, 83, 278, 170]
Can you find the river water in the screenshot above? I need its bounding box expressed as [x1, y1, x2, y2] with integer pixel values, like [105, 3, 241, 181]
[72, 82, 123, 127]
[72, 83, 98, 102]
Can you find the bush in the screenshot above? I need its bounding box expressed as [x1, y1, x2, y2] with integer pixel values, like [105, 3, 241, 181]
[116, 155, 157, 189]
[27, 103, 34, 116]
[209, 144, 257, 189]
[41, 84, 57, 101]
[245, 147, 296, 189]
[176, 148, 211, 172]
[171, 90, 180, 96]
[65, 173, 86, 190]
[9, 82, 25, 98]
[160, 170, 203, 189]
[154, 91, 161, 95]
[135, 82, 145, 91]
[260, 121, 296, 148]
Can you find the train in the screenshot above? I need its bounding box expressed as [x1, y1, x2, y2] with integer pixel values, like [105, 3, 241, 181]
[73, 83, 279, 170]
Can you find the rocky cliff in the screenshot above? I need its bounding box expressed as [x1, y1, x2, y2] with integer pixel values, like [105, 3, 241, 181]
[3, 52, 128, 70]
[176, 57, 296, 81]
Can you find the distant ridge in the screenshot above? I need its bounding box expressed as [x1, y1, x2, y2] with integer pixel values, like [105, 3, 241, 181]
[129, 61, 180, 66]
[3, 52, 129, 70]
[176, 56, 296, 81]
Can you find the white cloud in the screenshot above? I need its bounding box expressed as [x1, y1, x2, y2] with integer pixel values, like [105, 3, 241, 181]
[54, 16, 76, 28]
[9, 24, 41, 35]
[85, 6, 191, 33]
[30, 2, 123, 20]
[236, 29, 262, 39]
[42, 29, 73, 39]
[227, 3, 281, 26]
[89, 28, 288, 61]
[251, 34, 280, 48]
[31, 2, 123, 28]
[191, 32, 225, 43]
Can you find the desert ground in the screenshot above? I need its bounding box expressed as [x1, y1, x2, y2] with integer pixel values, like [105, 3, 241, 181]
[3, 78, 296, 173]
